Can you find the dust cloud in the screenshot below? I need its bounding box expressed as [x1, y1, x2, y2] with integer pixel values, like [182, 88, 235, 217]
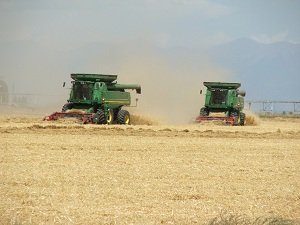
[244, 110, 261, 126]
[117, 46, 231, 124]
[1, 42, 232, 123]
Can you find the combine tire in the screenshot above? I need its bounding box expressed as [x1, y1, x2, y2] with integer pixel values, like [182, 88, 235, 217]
[239, 112, 245, 126]
[229, 110, 239, 125]
[106, 109, 114, 124]
[117, 110, 130, 125]
[62, 103, 73, 112]
[93, 109, 106, 124]
[229, 111, 238, 117]
[200, 107, 209, 116]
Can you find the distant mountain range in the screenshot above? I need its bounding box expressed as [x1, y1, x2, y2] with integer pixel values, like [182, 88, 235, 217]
[212, 38, 300, 101]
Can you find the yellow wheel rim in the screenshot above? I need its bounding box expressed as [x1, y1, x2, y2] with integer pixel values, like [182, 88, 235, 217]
[107, 110, 114, 124]
[124, 114, 130, 124]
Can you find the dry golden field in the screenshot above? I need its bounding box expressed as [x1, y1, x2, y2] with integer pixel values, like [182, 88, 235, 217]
[0, 113, 300, 225]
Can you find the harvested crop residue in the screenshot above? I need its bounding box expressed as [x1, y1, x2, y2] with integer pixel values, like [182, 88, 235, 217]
[0, 115, 299, 225]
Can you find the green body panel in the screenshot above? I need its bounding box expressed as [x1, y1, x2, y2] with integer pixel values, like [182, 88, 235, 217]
[203, 82, 245, 113]
[65, 74, 141, 115]
[102, 90, 131, 108]
[107, 84, 141, 94]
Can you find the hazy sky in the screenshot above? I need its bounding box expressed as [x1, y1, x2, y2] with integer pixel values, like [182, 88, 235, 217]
[1, 0, 299, 50]
[0, 0, 299, 114]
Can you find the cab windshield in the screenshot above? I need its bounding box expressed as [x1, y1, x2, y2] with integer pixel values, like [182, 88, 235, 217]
[72, 82, 93, 100]
[210, 89, 228, 105]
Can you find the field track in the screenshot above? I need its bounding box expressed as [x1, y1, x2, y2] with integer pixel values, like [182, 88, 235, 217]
[0, 114, 300, 224]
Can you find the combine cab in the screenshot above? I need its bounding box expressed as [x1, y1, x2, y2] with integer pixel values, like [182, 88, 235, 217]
[196, 82, 246, 126]
[44, 73, 141, 124]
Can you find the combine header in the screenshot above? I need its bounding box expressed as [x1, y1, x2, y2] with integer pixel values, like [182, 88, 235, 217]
[44, 73, 141, 124]
[195, 82, 246, 126]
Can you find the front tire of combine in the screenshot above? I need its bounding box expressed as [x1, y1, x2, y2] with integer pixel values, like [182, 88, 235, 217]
[117, 110, 130, 125]
[239, 112, 246, 126]
[62, 103, 73, 112]
[229, 110, 238, 117]
[200, 107, 209, 116]
[229, 110, 239, 126]
[106, 109, 114, 124]
[93, 109, 106, 124]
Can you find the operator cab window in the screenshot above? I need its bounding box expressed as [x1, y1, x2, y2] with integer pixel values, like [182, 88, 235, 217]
[211, 89, 227, 104]
[74, 83, 92, 100]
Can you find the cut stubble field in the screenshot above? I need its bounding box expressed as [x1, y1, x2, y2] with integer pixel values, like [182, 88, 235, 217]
[0, 114, 300, 225]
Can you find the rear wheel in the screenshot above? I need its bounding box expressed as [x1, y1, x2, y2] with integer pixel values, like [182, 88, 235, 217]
[117, 110, 130, 125]
[239, 112, 245, 126]
[93, 109, 106, 124]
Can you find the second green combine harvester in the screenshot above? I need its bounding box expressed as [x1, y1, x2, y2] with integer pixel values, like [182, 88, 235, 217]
[196, 82, 246, 125]
[45, 73, 141, 124]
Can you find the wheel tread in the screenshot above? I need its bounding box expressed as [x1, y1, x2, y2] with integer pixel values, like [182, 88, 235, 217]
[117, 110, 130, 125]
[93, 109, 106, 124]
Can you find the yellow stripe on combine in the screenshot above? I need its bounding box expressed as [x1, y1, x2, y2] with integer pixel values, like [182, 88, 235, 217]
[104, 100, 130, 104]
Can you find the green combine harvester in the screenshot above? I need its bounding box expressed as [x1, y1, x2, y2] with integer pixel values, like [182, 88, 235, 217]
[45, 73, 141, 124]
[196, 82, 246, 125]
